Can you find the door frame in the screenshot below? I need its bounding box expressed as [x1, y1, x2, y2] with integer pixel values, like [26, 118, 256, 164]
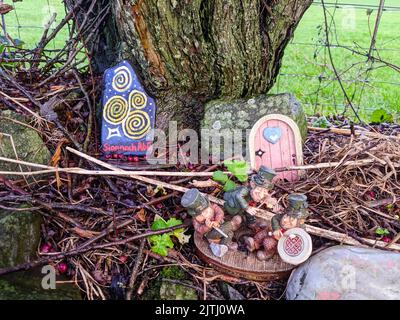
[249, 114, 303, 170]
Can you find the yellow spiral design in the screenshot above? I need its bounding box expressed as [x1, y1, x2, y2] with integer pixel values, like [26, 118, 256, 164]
[122, 110, 151, 140]
[103, 96, 129, 125]
[129, 90, 147, 110]
[112, 66, 132, 92]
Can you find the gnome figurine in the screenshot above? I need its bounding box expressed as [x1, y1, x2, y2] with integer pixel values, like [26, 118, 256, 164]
[181, 188, 242, 258]
[245, 193, 311, 261]
[271, 193, 310, 240]
[223, 166, 280, 227]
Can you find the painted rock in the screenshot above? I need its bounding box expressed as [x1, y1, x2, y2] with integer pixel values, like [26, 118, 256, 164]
[101, 60, 156, 156]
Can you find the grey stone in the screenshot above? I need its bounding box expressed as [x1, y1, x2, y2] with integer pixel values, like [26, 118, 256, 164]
[201, 93, 307, 158]
[0, 110, 53, 299]
[202, 93, 307, 137]
[0, 111, 50, 269]
[0, 110, 51, 178]
[286, 245, 400, 300]
[0, 269, 82, 300]
[159, 281, 197, 300]
[0, 209, 41, 268]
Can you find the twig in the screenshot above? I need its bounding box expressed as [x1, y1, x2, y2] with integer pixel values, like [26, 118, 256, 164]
[126, 239, 145, 300]
[0, 223, 188, 276]
[66, 147, 400, 252]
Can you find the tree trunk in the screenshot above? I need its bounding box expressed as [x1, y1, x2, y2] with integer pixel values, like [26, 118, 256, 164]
[73, 0, 312, 131]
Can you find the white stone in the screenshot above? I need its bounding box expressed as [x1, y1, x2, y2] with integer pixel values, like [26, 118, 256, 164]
[286, 245, 400, 300]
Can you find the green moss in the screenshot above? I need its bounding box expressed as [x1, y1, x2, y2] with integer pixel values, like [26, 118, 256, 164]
[141, 278, 162, 300]
[0, 269, 82, 300]
[0, 210, 42, 268]
[160, 266, 186, 280]
[141, 266, 194, 300]
[159, 281, 197, 300]
[0, 110, 51, 180]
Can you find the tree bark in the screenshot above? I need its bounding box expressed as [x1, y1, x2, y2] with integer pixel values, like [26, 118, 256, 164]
[72, 0, 312, 131]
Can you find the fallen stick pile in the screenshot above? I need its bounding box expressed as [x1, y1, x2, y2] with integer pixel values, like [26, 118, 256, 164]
[65, 147, 400, 251]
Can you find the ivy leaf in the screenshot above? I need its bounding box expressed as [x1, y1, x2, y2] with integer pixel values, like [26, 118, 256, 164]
[370, 109, 393, 124]
[213, 170, 229, 183]
[223, 179, 237, 192]
[224, 160, 250, 182]
[376, 227, 390, 236]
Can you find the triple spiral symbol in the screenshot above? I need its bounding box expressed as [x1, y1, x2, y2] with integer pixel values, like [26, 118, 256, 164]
[103, 96, 129, 125]
[112, 66, 132, 92]
[122, 110, 151, 140]
[129, 90, 147, 110]
[104, 67, 151, 140]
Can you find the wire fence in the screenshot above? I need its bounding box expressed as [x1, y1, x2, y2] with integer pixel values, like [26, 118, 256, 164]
[1, 0, 399, 122]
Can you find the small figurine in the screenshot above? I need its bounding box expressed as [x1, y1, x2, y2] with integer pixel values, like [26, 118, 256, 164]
[223, 166, 280, 227]
[181, 188, 242, 258]
[245, 193, 311, 262]
[271, 193, 310, 240]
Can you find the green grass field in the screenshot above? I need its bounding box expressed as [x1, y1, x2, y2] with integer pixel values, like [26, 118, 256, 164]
[272, 0, 400, 121]
[5, 0, 68, 50]
[4, 0, 400, 122]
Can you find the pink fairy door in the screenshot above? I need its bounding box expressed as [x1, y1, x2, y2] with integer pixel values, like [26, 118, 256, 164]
[249, 114, 303, 182]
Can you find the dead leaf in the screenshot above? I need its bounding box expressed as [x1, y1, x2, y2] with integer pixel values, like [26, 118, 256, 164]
[136, 208, 147, 222]
[51, 140, 67, 190]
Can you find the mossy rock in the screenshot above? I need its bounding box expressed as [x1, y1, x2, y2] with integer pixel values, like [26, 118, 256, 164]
[201, 93, 307, 157]
[159, 281, 197, 300]
[0, 110, 51, 179]
[0, 209, 41, 268]
[0, 268, 82, 300]
[142, 266, 197, 300]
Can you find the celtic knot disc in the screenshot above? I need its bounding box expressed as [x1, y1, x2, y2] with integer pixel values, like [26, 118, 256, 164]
[283, 235, 304, 257]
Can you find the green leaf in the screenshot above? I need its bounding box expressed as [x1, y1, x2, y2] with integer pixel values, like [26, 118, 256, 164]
[212, 170, 229, 183]
[370, 109, 393, 124]
[173, 228, 191, 244]
[0, 36, 8, 45]
[149, 234, 174, 257]
[375, 227, 390, 236]
[165, 217, 183, 228]
[149, 216, 186, 256]
[312, 116, 331, 128]
[224, 160, 250, 182]
[223, 180, 237, 192]
[151, 215, 168, 230]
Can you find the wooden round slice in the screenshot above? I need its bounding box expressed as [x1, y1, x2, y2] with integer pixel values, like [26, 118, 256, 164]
[194, 233, 294, 281]
[277, 228, 312, 266]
